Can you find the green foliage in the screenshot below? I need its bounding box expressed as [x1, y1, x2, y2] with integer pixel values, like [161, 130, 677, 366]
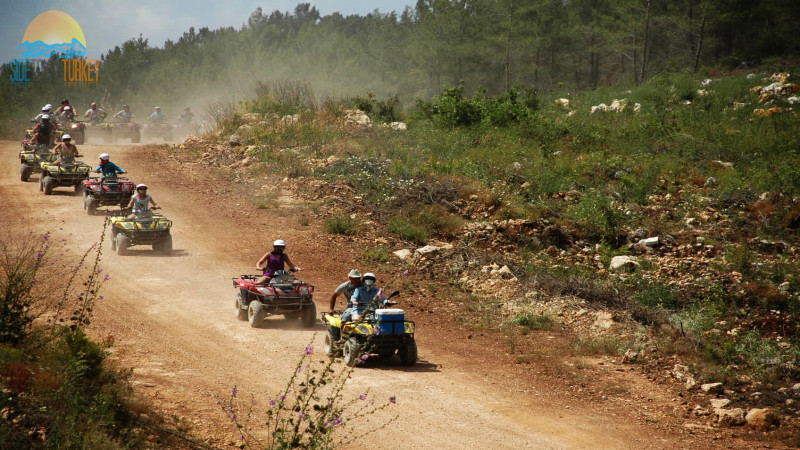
[415, 84, 538, 129]
[324, 215, 358, 235]
[388, 218, 428, 244]
[349, 93, 401, 123]
[512, 313, 553, 331]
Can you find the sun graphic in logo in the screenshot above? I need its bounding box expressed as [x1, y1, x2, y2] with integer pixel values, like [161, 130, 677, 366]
[18, 10, 87, 59]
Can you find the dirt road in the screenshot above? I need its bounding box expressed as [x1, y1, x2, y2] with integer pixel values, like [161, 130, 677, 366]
[1, 141, 736, 448]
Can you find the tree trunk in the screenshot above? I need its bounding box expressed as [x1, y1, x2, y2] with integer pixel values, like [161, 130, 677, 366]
[640, 0, 651, 83]
[693, 3, 708, 73]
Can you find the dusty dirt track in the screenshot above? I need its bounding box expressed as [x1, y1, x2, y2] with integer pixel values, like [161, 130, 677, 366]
[1, 141, 758, 449]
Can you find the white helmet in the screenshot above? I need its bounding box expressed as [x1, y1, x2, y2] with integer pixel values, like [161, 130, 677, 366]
[41, 114, 50, 120]
[45, 103, 53, 109]
[63, 106, 71, 111]
[273, 239, 286, 247]
[136, 183, 147, 190]
[99, 153, 110, 160]
[62, 134, 71, 140]
[41, 105, 50, 112]
[363, 272, 376, 286]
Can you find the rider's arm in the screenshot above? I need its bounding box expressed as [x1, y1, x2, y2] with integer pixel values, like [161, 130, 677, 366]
[126, 197, 135, 209]
[256, 252, 269, 270]
[284, 255, 295, 270]
[149, 197, 158, 208]
[329, 281, 347, 313]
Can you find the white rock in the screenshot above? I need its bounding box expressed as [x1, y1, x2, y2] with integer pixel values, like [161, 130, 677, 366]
[715, 408, 746, 427]
[393, 249, 412, 261]
[638, 237, 660, 247]
[592, 311, 614, 329]
[710, 398, 731, 409]
[415, 244, 453, 257]
[701, 382, 723, 394]
[609, 256, 639, 273]
[389, 122, 407, 130]
[745, 408, 777, 430]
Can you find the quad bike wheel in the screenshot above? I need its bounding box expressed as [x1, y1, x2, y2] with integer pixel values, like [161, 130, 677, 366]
[20, 164, 31, 182]
[84, 196, 97, 215]
[248, 300, 265, 328]
[234, 293, 248, 321]
[73, 183, 81, 193]
[115, 233, 130, 256]
[323, 329, 340, 357]
[398, 339, 418, 366]
[43, 176, 55, 195]
[343, 337, 362, 367]
[154, 235, 173, 254]
[301, 303, 317, 328]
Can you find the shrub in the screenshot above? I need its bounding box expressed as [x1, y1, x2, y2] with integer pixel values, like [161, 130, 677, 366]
[388, 218, 428, 244]
[512, 313, 553, 331]
[324, 215, 358, 235]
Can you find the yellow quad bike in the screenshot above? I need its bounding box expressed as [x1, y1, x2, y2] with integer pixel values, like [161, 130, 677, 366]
[109, 208, 173, 256]
[38, 156, 91, 195]
[321, 291, 417, 367]
[19, 144, 56, 182]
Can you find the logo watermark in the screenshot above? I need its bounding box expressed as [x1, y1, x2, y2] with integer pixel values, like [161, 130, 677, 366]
[10, 10, 99, 88]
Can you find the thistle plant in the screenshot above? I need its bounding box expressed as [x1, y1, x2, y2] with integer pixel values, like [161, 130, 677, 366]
[218, 338, 398, 449]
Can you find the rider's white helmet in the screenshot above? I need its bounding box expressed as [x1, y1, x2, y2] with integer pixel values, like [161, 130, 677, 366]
[62, 134, 71, 140]
[99, 153, 110, 160]
[41, 105, 50, 112]
[363, 272, 376, 286]
[41, 114, 50, 120]
[45, 104, 53, 109]
[273, 239, 286, 247]
[63, 106, 71, 111]
[136, 183, 147, 190]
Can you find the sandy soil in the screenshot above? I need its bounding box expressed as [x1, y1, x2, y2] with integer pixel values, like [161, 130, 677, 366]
[0, 140, 761, 449]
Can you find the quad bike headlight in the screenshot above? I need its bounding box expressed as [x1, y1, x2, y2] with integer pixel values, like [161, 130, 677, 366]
[356, 324, 371, 334]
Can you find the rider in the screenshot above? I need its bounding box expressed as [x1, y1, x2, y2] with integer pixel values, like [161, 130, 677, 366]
[95, 153, 126, 178]
[176, 107, 194, 124]
[59, 105, 75, 122]
[329, 269, 363, 315]
[255, 240, 297, 284]
[84, 102, 107, 122]
[114, 105, 134, 122]
[31, 115, 57, 145]
[51, 134, 81, 165]
[54, 99, 71, 116]
[343, 272, 389, 323]
[32, 104, 52, 123]
[147, 106, 166, 123]
[126, 184, 158, 219]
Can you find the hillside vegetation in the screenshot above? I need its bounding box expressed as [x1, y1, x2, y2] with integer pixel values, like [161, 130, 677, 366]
[179, 67, 800, 440]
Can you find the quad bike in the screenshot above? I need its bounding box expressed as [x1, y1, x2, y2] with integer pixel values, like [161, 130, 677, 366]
[109, 121, 141, 143]
[84, 119, 113, 143]
[232, 270, 317, 328]
[56, 118, 86, 144]
[38, 156, 91, 195]
[321, 291, 417, 367]
[19, 144, 56, 182]
[109, 208, 173, 256]
[142, 122, 173, 141]
[82, 175, 135, 215]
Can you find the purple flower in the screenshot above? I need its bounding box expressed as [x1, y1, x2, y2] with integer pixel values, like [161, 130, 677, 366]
[214, 399, 221, 405]
[298, 413, 305, 420]
[97, 268, 103, 273]
[252, 399, 258, 406]
[358, 392, 368, 400]
[331, 417, 343, 426]
[269, 399, 277, 407]
[304, 344, 314, 355]
[103, 274, 111, 281]
[400, 269, 409, 277]
[278, 394, 286, 402]
[231, 387, 238, 397]
[361, 353, 370, 361]
[389, 396, 396, 404]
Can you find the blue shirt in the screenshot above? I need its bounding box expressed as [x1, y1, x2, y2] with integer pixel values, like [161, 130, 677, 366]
[350, 286, 387, 309]
[148, 112, 165, 122]
[96, 161, 124, 177]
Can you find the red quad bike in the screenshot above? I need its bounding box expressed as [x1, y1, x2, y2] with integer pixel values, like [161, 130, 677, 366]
[232, 270, 317, 328]
[82, 175, 135, 215]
